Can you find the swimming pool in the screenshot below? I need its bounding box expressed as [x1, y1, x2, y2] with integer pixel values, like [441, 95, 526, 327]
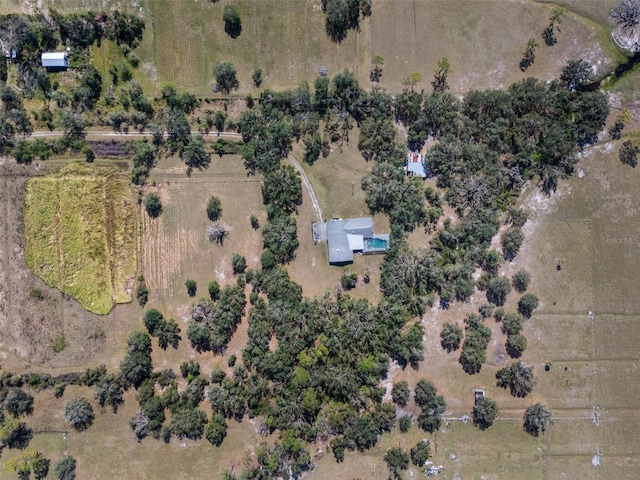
[366, 237, 388, 249]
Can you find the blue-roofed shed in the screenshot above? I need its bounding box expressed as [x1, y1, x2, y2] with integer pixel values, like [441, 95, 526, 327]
[406, 151, 427, 178]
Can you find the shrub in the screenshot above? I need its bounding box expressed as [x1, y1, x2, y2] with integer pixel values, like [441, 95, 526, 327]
[231, 253, 247, 274]
[206, 196, 222, 221]
[512, 269, 531, 293]
[440, 322, 462, 352]
[208, 280, 220, 301]
[523, 403, 553, 437]
[502, 313, 524, 335]
[142, 308, 164, 335]
[486, 277, 512, 306]
[473, 396, 498, 430]
[502, 227, 524, 261]
[223, 5, 242, 38]
[518, 293, 539, 318]
[506, 334, 527, 358]
[64, 397, 95, 431]
[340, 272, 357, 290]
[391, 381, 410, 407]
[410, 439, 430, 467]
[496, 361, 536, 398]
[398, 415, 411, 433]
[136, 278, 149, 307]
[144, 193, 162, 218]
[185, 279, 197, 297]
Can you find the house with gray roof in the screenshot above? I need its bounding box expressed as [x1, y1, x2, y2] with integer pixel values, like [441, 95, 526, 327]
[312, 217, 390, 265]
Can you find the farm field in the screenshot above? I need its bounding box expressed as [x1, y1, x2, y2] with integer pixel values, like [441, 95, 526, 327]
[4, 134, 640, 480]
[24, 162, 138, 315]
[0, 160, 140, 371]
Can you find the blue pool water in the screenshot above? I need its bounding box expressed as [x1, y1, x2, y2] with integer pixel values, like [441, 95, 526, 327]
[366, 237, 388, 249]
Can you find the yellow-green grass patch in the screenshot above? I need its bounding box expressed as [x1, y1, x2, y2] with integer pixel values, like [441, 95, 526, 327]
[24, 162, 138, 315]
[1, 433, 67, 480]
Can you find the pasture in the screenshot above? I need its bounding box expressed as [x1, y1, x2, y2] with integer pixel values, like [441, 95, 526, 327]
[4, 0, 616, 96]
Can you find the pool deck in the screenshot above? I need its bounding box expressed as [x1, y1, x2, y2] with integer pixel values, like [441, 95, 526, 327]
[362, 234, 390, 254]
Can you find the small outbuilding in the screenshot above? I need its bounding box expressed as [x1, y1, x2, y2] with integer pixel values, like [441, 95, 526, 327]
[406, 151, 427, 178]
[41, 52, 69, 71]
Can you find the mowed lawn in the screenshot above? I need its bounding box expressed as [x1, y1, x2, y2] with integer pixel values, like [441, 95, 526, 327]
[24, 162, 137, 315]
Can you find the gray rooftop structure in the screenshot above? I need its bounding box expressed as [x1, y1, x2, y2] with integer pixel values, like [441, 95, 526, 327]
[313, 217, 388, 265]
[41, 52, 68, 71]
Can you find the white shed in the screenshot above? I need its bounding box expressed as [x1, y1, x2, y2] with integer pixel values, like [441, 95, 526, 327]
[41, 52, 69, 70]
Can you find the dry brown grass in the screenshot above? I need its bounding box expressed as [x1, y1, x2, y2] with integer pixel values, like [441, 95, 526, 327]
[0, 161, 140, 371]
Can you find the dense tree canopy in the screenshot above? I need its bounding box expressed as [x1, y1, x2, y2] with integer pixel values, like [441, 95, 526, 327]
[262, 214, 300, 264]
[262, 165, 303, 215]
[322, 0, 371, 43]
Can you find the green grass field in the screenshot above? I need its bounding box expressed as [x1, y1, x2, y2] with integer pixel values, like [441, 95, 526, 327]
[24, 162, 138, 315]
[3, 0, 615, 96]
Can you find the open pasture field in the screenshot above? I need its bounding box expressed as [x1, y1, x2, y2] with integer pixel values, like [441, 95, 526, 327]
[24, 162, 138, 315]
[140, 152, 264, 312]
[5, 0, 616, 96]
[370, 0, 615, 93]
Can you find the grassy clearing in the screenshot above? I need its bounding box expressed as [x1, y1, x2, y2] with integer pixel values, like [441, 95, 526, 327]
[536, 0, 617, 25]
[1, 433, 67, 480]
[366, 0, 614, 93]
[138, 0, 361, 96]
[140, 153, 263, 311]
[288, 134, 387, 301]
[8, 0, 615, 96]
[24, 162, 137, 315]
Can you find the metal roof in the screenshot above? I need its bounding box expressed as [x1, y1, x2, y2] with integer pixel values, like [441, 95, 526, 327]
[41, 52, 68, 68]
[325, 218, 373, 264]
[407, 161, 427, 177]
